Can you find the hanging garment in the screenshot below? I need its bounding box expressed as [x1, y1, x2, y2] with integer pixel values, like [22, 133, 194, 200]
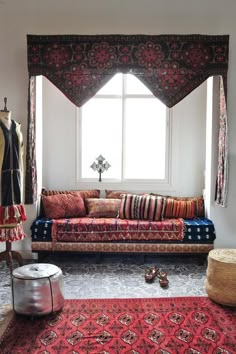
[0, 119, 26, 226]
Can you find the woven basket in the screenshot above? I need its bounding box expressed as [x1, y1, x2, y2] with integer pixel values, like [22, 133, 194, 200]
[205, 249, 236, 306]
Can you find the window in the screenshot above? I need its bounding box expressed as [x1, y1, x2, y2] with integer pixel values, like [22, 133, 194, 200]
[77, 73, 170, 184]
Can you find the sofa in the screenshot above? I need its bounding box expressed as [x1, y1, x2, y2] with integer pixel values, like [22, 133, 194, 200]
[30, 189, 216, 256]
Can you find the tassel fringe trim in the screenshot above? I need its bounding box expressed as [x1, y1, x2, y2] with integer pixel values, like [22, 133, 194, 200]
[0, 204, 27, 225]
[0, 223, 26, 242]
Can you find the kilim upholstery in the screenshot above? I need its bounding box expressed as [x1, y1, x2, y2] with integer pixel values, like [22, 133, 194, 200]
[31, 189, 216, 255]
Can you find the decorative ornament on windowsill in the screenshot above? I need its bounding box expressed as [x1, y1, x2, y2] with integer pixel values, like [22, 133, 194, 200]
[90, 155, 111, 182]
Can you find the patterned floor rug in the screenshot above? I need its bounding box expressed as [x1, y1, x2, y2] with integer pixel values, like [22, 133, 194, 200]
[0, 297, 235, 354]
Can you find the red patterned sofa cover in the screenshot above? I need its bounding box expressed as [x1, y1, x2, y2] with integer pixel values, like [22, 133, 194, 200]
[30, 189, 216, 255]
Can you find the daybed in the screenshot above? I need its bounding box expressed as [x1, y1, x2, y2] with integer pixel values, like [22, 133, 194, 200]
[31, 189, 216, 255]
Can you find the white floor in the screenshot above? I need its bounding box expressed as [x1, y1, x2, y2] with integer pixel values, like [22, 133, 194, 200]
[0, 254, 208, 315]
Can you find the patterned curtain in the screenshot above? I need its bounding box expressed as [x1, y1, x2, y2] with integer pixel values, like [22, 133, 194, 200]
[25, 76, 37, 204]
[25, 34, 229, 205]
[215, 76, 228, 206]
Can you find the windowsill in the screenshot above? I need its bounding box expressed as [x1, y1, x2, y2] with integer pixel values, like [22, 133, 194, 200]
[75, 179, 176, 194]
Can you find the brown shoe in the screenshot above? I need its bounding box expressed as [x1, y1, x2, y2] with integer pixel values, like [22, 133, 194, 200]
[145, 266, 159, 283]
[158, 271, 169, 288]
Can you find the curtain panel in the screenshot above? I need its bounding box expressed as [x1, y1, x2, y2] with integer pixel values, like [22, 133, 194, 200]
[25, 34, 229, 206]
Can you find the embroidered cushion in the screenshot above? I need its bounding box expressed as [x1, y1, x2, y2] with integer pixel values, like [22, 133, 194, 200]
[119, 194, 165, 221]
[85, 198, 121, 218]
[163, 198, 196, 219]
[42, 193, 86, 219]
[40, 189, 100, 216]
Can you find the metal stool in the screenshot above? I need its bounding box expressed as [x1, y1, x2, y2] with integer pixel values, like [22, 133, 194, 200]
[12, 263, 64, 315]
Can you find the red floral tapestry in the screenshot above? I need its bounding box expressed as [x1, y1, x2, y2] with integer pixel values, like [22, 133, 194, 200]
[1, 297, 235, 353]
[27, 34, 228, 108]
[25, 34, 229, 206]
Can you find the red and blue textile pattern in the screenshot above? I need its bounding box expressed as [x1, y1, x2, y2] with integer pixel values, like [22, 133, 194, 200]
[51, 217, 184, 244]
[31, 216, 216, 243]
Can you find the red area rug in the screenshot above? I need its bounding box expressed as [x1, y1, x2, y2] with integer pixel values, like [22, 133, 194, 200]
[0, 297, 235, 353]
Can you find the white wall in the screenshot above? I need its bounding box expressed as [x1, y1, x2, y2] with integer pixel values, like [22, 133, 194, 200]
[0, 0, 235, 253]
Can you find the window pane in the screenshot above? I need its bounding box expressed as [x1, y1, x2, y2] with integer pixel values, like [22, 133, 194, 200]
[126, 74, 153, 95]
[96, 73, 122, 95]
[81, 98, 122, 179]
[124, 98, 166, 179]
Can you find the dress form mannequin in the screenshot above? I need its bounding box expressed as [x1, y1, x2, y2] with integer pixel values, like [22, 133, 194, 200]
[0, 110, 12, 130]
[0, 98, 26, 272]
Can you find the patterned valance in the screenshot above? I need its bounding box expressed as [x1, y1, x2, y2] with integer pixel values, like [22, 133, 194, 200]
[27, 34, 229, 108]
[25, 34, 229, 206]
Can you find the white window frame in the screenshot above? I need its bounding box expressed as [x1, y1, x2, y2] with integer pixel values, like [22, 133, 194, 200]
[76, 75, 173, 191]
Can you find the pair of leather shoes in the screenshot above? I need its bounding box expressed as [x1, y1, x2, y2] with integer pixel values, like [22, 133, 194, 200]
[145, 267, 169, 288]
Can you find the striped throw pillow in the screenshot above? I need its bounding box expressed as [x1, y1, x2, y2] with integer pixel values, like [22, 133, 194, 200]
[163, 198, 195, 219]
[119, 194, 143, 220]
[175, 196, 205, 217]
[151, 193, 205, 217]
[119, 194, 165, 221]
[141, 194, 165, 221]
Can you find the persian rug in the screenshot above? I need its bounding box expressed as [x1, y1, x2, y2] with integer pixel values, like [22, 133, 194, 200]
[0, 297, 235, 354]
